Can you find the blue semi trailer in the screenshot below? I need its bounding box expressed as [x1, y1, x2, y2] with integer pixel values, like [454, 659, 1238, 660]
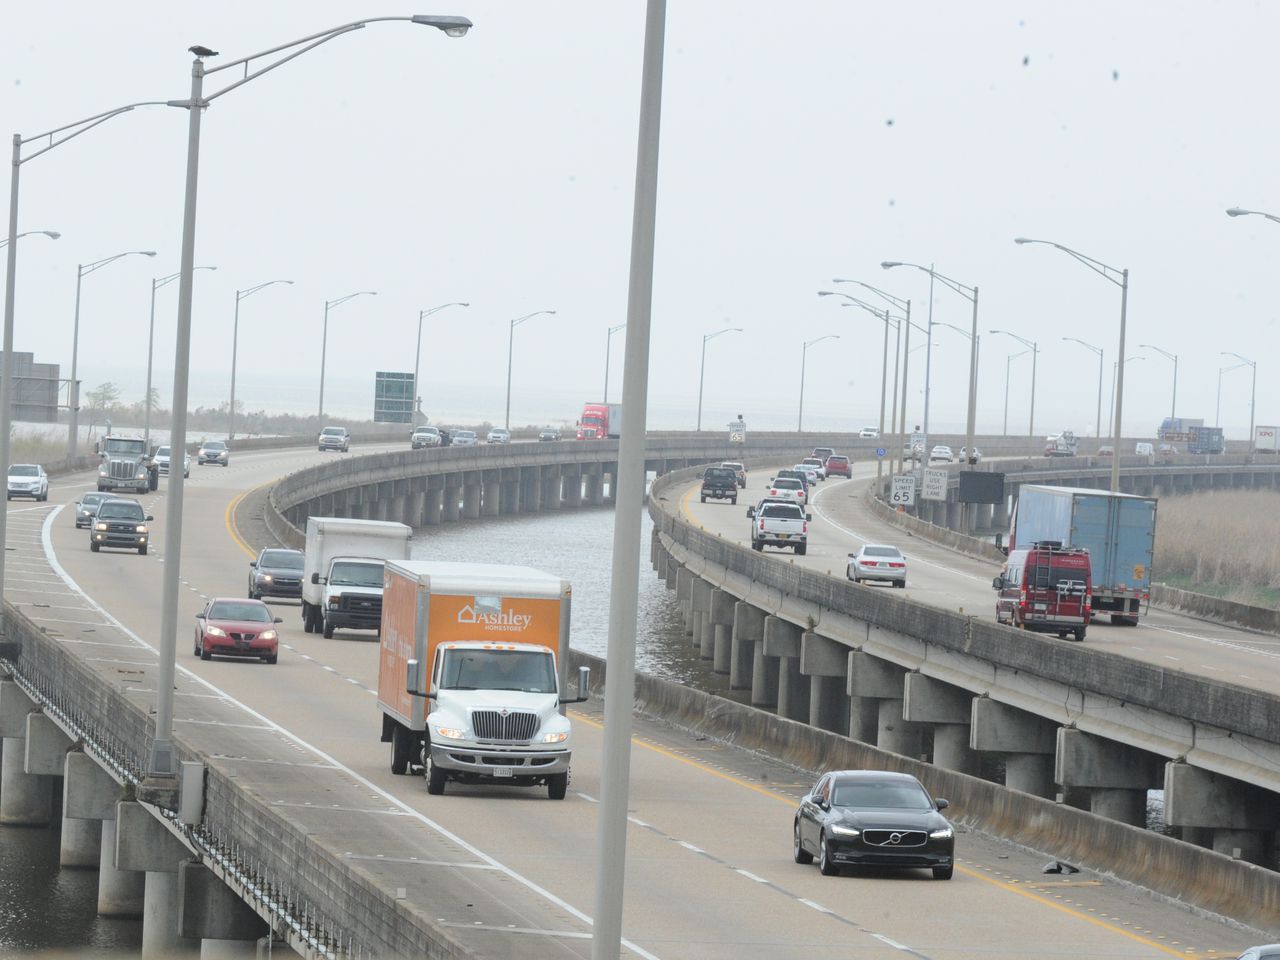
[1008, 484, 1158, 624]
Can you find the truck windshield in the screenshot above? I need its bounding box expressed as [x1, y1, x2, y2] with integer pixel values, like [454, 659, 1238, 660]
[328, 561, 384, 587]
[439, 649, 556, 694]
[103, 439, 145, 455]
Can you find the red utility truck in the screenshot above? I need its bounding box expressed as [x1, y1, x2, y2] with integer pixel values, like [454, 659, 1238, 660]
[576, 403, 621, 440]
[993, 541, 1092, 641]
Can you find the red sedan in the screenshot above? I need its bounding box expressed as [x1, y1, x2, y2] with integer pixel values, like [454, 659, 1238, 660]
[194, 598, 282, 664]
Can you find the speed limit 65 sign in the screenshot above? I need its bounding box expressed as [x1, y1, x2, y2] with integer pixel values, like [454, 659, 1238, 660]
[890, 474, 916, 506]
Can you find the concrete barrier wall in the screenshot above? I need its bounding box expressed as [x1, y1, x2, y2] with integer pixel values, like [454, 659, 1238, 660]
[564, 646, 1280, 935]
[1152, 584, 1280, 635]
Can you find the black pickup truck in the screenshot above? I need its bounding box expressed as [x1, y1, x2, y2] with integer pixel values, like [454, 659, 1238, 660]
[700, 466, 739, 504]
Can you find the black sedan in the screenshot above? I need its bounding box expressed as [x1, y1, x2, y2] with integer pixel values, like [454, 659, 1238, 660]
[794, 770, 955, 879]
[248, 547, 305, 600]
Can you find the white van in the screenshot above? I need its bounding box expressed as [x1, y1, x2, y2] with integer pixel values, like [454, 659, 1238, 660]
[1134, 442, 1154, 459]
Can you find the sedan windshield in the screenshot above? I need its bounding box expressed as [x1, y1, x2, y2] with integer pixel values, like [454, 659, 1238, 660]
[832, 781, 933, 810]
[97, 503, 144, 521]
[79, 494, 107, 508]
[9, 465, 38, 477]
[863, 547, 903, 559]
[261, 550, 304, 569]
[208, 602, 271, 622]
[328, 561, 384, 587]
[439, 649, 556, 693]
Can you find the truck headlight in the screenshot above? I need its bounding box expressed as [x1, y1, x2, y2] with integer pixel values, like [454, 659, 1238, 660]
[135, 525, 147, 533]
[97, 466, 107, 476]
[540, 731, 569, 744]
[929, 827, 954, 840]
[327, 595, 341, 608]
[136, 471, 147, 480]
[829, 824, 861, 838]
[94, 522, 108, 531]
[433, 726, 464, 740]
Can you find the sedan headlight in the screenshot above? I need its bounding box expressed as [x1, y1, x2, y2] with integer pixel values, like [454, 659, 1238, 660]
[828, 824, 861, 838]
[258, 630, 278, 642]
[94, 522, 108, 531]
[433, 726, 465, 740]
[540, 731, 569, 744]
[205, 626, 228, 638]
[259, 573, 273, 583]
[929, 826, 954, 840]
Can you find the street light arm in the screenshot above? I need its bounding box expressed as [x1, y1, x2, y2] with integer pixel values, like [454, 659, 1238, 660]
[1062, 336, 1102, 357]
[19, 101, 169, 164]
[832, 277, 909, 313]
[1221, 350, 1256, 368]
[1014, 237, 1124, 287]
[1226, 207, 1280, 225]
[81, 250, 157, 277]
[239, 278, 291, 301]
[881, 260, 976, 301]
[804, 334, 840, 348]
[608, 322, 627, 334]
[327, 290, 377, 310]
[0, 230, 60, 249]
[1139, 343, 1176, 363]
[512, 309, 555, 328]
[933, 320, 972, 339]
[990, 328, 1035, 351]
[157, 265, 216, 290]
[702, 326, 741, 343]
[419, 300, 469, 320]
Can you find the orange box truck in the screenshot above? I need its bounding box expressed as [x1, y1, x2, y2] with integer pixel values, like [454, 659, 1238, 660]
[377, 560, 589, 799]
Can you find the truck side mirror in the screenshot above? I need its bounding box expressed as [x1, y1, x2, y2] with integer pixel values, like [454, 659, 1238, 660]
[806, 513, 813, 522]
[145, 515, 154, 522]
[406, 658, 425, 698]
[992, 576, 1004, 590]
[560, 665, 590, 704]
[249, 560, 256, 567]
[310, 572, 322, 585]
[746, 505, 756, 518]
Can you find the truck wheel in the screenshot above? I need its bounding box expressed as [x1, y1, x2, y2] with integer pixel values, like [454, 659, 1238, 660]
[426, 757, 446, 795]
[138, 545, 148, 556]
[391, 725, 412, 775]
[90, 541, 100, 552]
[547, 773, 568, 800]
[731, 497, 737, 505]
[751, 540, 763, 552]
[97, 483, 106, 492]
[795, 544, 807, 556]
[1072, 627, 1086, 642]
[322, 617, 335, 639]
[301, 603, 312, 633]
[700, 495, 706, 503]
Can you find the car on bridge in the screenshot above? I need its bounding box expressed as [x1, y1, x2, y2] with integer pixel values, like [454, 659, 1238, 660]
[929, 445, 954, 463]
[812, 446, 835, 462]
[451, 430, 478, 447]
[487, 427, 510, 444]
[960, 446, 981, 464]
[800, 457, 827, 480]
[766, 475, 807, 504]
[749, 499, 808, 554]
[194, 597, 282, 664]
[538, 428, 561, 442]
[73, 491, 110, 529]
[700, 466, 739, 504]
[89, 498, 153, 555]
[198, 439, 231, 466]
[721, 461, 747, 487]
[410, 425, 442, 449]
[847, 544, 907, 588]
[1235, 945, 1280, 959]
[993, 542, 1092, 641]
[7, 463, 48, 501]
[825, 454, 852, 478]
[248, 547, 306, 600]
[793, 770, 954, 879]
[858, 427, 880, 439]
[317, 426, 349, 453]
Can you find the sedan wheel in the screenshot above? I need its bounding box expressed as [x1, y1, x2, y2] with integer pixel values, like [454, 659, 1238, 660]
[933, 865, 953, 880]
[818, 835, 839, 876]
[198, 636, 211, 661]
[793, 821, 813, 864]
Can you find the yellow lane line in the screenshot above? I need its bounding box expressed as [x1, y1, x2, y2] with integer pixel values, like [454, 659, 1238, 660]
[573, 709, 1200, 957]
[224, 482, 272, 559]
[678, 481, 700, 527]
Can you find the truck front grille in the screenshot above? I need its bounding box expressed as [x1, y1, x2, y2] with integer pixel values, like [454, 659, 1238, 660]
[471, 710, 539, 742]
[338, 595, 381, 617]
[108, 459, 136, 480]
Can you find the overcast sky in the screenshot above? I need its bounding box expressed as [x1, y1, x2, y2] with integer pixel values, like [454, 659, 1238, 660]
[3, 2, 1277, 436]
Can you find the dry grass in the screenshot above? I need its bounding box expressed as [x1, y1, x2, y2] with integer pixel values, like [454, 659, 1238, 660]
[9, 431, 68, 465]
[1155, 489, 1280, 604]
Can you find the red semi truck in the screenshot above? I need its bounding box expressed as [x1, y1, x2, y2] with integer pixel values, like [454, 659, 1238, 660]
[576, 402, 621, 440]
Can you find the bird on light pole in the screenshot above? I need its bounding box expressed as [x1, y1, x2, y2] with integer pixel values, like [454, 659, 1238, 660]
[696, 326, 741, 431]
[798, 334, 840, 432]
[1014, 237, 1128, 492]
[318, 290, 377, 425]
[506, 309, 556, 430]
[230, 279, 292, 438]
[414, 302, 469, 422]
[67, 250, 158, 457]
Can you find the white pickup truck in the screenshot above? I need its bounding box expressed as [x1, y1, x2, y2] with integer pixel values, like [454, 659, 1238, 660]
[747, 499, 809, 554]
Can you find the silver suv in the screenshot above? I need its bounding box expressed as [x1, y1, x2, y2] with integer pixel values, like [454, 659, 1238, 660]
[318, 426, 350, 452]
[410, 425, 441, 449]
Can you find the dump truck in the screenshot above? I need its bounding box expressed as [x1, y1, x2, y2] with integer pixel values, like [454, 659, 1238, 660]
[301, 517, 412, 638]
[377, 560, 590, 799]
[96, 435, 159, 493]
[1008, 484, 1157, 625]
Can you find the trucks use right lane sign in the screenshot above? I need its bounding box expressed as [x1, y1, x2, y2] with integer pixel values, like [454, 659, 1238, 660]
[921, 468, 949, 502]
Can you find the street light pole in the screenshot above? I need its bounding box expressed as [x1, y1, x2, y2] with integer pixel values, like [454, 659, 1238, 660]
[145, 266, 216, 451]
[229, 279, 291, 438]
[603, 322, 625, 404]
[1014, 237, 1128, 492]
[1108, 356, 1144, 438]
[319, 290, 377, 425]
[1222, 351, 1257, 454]
[990, 330, 1037, 438]
[696, 326, 740, 431]
[148, 15, 472, 784]
[798, 334, 840, 431]
[413, 301, 469, 422]
[1139, 343, 1177, 421]
[1062, 337, 1103, 440]
[505, 309, 556, 430]
[67, 250, 157, 457]
[1003, 349, 1030, 435]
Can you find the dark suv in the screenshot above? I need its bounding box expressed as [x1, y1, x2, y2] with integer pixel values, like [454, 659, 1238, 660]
[248, 547, 306, 600]
[700, 466, 739, 504]
[90, 498, 153, 555]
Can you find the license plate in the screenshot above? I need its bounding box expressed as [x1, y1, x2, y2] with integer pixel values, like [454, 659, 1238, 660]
[1033, 603, 1048, 611]
[492, 766, 513, 778]
[778, 533, 789, 539]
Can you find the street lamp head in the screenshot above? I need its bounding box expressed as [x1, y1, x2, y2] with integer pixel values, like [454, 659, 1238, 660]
[1225, 208, 1249, 217]
[42, 231, 61, 240]
[880, 261, 902, 269]
[140, 251, 157, 257]
[1013, 237, 1033, 245]
[816, 290, 835, 297]
[412, 14, 473, 36]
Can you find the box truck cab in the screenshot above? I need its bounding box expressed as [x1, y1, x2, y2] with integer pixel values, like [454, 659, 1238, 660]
[994, 541, 1092, 641]
[377, 560, 590, 799]
[301, 517, 413, 638]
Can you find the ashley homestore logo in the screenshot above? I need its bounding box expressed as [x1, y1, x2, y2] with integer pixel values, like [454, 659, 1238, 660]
[457, 597, 532, 632]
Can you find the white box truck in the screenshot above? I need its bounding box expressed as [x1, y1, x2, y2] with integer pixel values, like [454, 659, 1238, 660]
[301, 517, 412, 638]
[377, 560, 590, 799]
[1255, 425, 1278, 453]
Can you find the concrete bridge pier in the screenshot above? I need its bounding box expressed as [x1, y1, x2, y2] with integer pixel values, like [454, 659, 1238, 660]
[462, 473, 482, 519]
[903, 674, 978, 774]
[541, 467, 562, 510]
[1164, 763, 1279, 865]
[373, 486, 391, 522]
[971, 699, 1058, 799]
[1054, 729, 1160, 826]
[521, 467, 542, 513]
[23, 712, 82, 852]
[176, 862, 269, 955]
[710, 590, 736, 673]
[849, 652, 922, 755]
[117, 801, 200, 957]
[482, 475, 501, 517]
[801, 633, 851, 735]
[763, 617, 808, 722]
[404, 488, 425, 528]
[663, 553, 679, 590]
[443, 478, 462, 523]
[603, 463, 618, 504]
[0, 681, 52, 825]
[501, 469, 521, 514]
[675, 567, 694, 636]
[945, 500, 962, 531]
[98, 816, 145, 916]
[991, 498, 1010, 531]
[62, 750, 119, 869]
[562, 468, 583, 508]
[690, 579, 713, 657]
[423, 486, 444, 526]
[584, 469, 603, 506]
[730, 602, 765, 690]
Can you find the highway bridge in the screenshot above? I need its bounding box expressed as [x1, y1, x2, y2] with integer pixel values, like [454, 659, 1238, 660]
[0, 435, 1277, 957]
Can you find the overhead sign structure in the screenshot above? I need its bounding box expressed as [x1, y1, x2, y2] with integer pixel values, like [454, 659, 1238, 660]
[374, 371, 415, 424]
[728, 419, 746, 444]
[921, 468, 949, 502]
[890, 474, 916, 506]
